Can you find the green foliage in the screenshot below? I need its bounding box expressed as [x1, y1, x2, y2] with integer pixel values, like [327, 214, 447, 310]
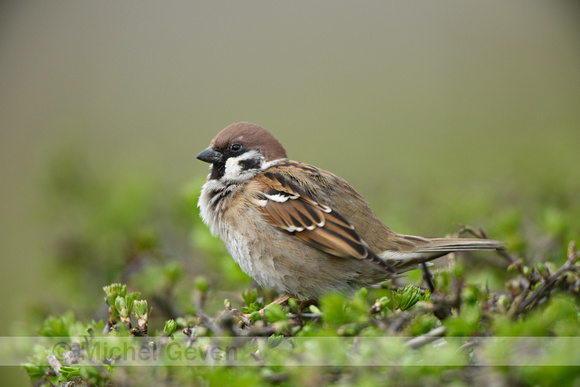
[264, 304, 287, 323]
[493, 295, 579, 337]
[408, 314, 439, 336]
[38, 312, 83, 338]
[241, 288, 264, 315]
[391, 285, 431, 311]
[444, 303, 483, 336]
[23, 236, 580, 386]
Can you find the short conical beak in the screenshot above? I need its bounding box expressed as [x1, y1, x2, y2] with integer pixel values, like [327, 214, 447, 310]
[196, 148, 223, 163]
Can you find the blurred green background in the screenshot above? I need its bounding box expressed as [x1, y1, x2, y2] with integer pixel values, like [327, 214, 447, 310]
[1, 0, 579, 383]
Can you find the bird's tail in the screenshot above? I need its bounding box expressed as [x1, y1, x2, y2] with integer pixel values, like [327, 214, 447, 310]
[380, 234, 505, 272]
[416, 237, 504, 253]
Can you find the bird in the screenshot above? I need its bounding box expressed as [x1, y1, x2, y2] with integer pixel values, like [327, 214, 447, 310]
[197, 122, 504, 299]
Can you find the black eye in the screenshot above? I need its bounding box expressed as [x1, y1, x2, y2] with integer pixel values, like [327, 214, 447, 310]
[230, 143, 243, 152]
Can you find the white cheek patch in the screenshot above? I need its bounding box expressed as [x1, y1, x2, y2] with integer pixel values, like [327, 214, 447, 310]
[222, 150, 264, 183]
[224, 157, 243, 180]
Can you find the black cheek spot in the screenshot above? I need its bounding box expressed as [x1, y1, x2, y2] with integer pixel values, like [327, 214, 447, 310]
[239, 158, 262, 171]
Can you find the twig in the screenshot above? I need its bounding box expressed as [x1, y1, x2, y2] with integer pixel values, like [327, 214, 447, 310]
[405, 326, 447, 350]
[268, 294, 291, 307]
[231, 309, 251, 326]
[46, 354, 62, 378]
[508, 288, 529, 317]
[197, 310, 223, 335]
[388, 313, 411, 334]
[62, 342, 81, 366]
[242, 294, 292, 321]
[459, 225, 522, 273]
[457, 225, 489, 240]
[286, 313, 322, 320]
[512, 241, 579, 316]
[457, 340, 479, 352]
[243, 325, 279, 337]
[182, 327, 197, 348]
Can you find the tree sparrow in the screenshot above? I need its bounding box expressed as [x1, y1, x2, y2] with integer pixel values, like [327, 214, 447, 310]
[197, 122, 503, 299]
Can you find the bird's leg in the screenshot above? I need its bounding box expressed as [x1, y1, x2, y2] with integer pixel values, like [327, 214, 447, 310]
[421, 263, 435, 293]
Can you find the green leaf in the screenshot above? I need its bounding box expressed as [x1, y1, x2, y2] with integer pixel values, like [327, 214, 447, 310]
[267, 333, 284, 348]
[241, 288, 258, 306]
[195, 276, 210, 293]
[319, 293, 349, 327]
[38, 312, 79, 337]
[163, 319, 177, 336]
[103, 283, 126, 307]
[59, 366, 81, 379]
[115, 296, 129, 318]
[392, 285, 430, 311]
[408, 314, 439, 336]
[444, 303, 482, 336]
[265, 304, 287, 323]
[126, 292, 141, 312]
[133, 300, 149, 318]
[250, 311, 261, 324]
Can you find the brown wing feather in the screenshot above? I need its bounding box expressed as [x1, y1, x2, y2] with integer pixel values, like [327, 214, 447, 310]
[297, 209, 368, 258]
[261, 192, 369, 259]
[257, 164, 373, 261]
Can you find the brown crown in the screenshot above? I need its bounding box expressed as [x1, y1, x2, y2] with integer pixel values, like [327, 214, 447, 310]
[211, 122, 288, 162]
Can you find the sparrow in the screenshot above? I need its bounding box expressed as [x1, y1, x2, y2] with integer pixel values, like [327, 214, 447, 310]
[197, 122, 503, 299]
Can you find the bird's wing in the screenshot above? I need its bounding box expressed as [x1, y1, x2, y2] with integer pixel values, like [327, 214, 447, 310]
[252, 162, 394, 273]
